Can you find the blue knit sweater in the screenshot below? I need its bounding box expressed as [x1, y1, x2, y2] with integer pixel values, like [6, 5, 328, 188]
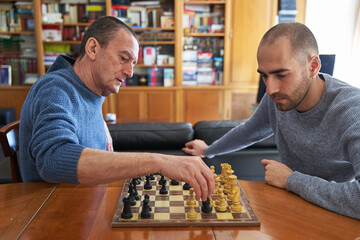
[19, 55, 106, 183]
[205, 73, 360, 219]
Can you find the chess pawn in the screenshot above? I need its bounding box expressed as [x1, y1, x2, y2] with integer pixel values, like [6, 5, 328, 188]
[215, 188, 223, 206]
[216, 190, 227, 212]
[187, 200, 197, 219]
[227, 175, 237, 201]
[144, 176, 152, 190]
[231, 187, 242, 212]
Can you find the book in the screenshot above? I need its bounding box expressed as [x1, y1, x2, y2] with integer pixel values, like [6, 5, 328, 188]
[163, 68, 174, 87]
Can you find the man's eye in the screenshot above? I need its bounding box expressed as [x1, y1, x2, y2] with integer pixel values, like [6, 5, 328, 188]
[277, 74, 286, 78]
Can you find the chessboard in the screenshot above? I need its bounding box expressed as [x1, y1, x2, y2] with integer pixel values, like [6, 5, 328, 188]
[111, 167, 260, 227]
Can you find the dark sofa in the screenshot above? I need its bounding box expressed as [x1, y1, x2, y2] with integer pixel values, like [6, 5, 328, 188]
[108, 120, 280, 182]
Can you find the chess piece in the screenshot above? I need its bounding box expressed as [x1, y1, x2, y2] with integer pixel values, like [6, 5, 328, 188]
[159, 175, 166, 185]
[144, 176, 152, 190]
[227, 175, 237, 201]
[159, 182, 168, 194]
[121, 197, 133, 219]
[149, 174, 155, 180]
[231, 187, 242, 212]
[187, 188, 196, 206]
[131, 179, 140, 200]
[183, 182, 191, 190]
[224, 168, 234, 194]
[210, 165, 215, 174]
[215, 175, 221, 194]
[170, 179, 179, 185]
[187, 200, 197, 219]
[216, 190, 227, 212]
[215, 188, 223, 206]
[128, 182, 137, 206]
[201, 198, 212, 213]
[141, 198, 151, 218]
[144, 194, 152, 211]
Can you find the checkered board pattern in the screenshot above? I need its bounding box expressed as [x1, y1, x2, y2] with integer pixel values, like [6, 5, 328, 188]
[111, 175, 260, 227]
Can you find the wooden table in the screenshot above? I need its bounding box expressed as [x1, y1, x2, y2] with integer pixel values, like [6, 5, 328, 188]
[1, 181, 359, 240]
[0, 182, 56, 240]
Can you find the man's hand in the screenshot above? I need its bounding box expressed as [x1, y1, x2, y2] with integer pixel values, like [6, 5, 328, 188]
[261, 159, 293, 189]
[160, 155, 215, 201]
[104, 121, 113, 152]
[182, 139, 208, 158]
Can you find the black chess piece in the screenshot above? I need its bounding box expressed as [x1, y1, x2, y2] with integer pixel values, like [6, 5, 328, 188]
[131, 179, 140, 200]
[144, 194, 152, 211]
[170, 179, 179, 185]
[149, 174, 155, 180]
[141, 198, 151, 218]
[201, 198, 212, 213]
[135, 177, 142, 185]
[121, 197, 133, 219]
[159, 182, 168, 194]
[159, 175, 166, 185]
[144, 176, 153, 190]
[128, 182, 137, 206]
[183, 182, 191, 190]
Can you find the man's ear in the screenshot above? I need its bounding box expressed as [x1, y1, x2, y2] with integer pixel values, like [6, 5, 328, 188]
[309, 55, 321, 77]
[85, 37, 98, 61]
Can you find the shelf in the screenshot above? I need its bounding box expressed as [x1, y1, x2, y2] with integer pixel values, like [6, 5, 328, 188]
[133, 27, 175, 31]
[43, 41, 81, 44]
[42, 23, 91, 27]
[0, 31, 35, 35]
[139, 41, 175, 45]
[184, 1, 226, 4]
[136, 64, 175, 68]
[184, 33, 225, 37]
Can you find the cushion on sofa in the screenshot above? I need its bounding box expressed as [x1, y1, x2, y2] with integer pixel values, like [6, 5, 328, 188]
[193, 120, 276, 148]
[108, 122, 194, 151]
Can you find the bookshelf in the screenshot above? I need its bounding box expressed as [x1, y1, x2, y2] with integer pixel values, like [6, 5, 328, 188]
[0, 0, 38, 85]
[0, 0, 307, 123]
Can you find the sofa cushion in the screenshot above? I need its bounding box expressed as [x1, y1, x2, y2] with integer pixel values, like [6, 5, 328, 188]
[0, 108, 16, 128]
[193, 120, 276, 148]
[108, 122, 194, 151]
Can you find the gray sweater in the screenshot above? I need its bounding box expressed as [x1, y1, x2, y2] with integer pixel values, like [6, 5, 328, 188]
[205, 73, 360, 220]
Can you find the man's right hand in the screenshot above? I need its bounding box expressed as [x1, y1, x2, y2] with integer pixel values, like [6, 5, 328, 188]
[182, 139, 208, 158]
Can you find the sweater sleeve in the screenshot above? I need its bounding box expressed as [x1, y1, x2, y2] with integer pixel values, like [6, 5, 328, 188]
[286, 121, 360, 220]
[205, 95, 274, 158]
[286, 172, 360, 220]
[29, 83, 86, 184]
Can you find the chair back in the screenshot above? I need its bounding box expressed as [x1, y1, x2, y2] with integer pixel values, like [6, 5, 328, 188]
[0, 120, 22, 182]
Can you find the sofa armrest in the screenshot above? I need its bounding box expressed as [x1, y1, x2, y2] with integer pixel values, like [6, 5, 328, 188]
[108, 122, 194, 151]
[193, 120, 276, 148]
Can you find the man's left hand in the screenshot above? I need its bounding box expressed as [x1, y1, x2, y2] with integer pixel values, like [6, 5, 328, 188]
[261, 159, 293, 189]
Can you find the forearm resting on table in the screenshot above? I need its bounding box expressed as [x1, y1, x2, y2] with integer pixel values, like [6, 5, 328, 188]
[77, 148, 166, 184]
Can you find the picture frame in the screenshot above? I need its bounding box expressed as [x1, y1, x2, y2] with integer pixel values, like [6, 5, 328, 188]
[0, 65, 12, 85]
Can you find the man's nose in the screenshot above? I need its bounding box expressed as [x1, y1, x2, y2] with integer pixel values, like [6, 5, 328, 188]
[124, 62, 134, 78]
[265, 76, 280, 96]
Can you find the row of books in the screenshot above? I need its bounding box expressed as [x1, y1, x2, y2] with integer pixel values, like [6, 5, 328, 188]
[183, 48, 223, 86]
[126, 67, 174, 87]
[41, 2, 106, 24]
[0, 2, 34, 32]
[112, 1, 174, 28]
[183, 4, 225, 34]
[0, 55, 37, 85]
[138, 45, 174, 66]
